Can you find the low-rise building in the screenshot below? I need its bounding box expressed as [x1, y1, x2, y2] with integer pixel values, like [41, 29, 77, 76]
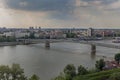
[15, 31, 30, 38]
[103, 61, 120, 70]
[4, 32, 15, 37]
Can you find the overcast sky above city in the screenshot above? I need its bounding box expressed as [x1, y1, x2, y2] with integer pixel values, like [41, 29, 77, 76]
[0, 0, 120, 28]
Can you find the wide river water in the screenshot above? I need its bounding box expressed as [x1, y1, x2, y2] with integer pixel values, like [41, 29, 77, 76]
[0, 41, 119, 80]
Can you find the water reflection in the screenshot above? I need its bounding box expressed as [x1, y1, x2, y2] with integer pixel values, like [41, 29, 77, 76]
[91, 52, 96, 59]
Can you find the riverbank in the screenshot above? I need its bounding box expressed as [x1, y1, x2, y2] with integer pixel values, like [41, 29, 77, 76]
[0, 42, 25, 46]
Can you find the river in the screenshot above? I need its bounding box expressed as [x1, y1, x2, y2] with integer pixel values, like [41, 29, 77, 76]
[0, 42, 119, 80]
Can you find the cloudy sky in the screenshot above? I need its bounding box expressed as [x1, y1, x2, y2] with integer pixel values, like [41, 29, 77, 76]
[0, 0, 120, 28]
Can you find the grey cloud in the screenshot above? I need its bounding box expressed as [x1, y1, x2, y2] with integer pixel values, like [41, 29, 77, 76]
[4, 0, 118, 14]
[4, 0, 75, 20]
[4, 0, 120, 20]
[5, 0, 74, 11]
[101, 0, 118, 5]
[80, 0, 120, 11]
[81, 0, 118, 4]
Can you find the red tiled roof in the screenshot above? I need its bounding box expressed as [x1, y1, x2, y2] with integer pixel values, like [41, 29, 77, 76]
[104, 61, 120, 70]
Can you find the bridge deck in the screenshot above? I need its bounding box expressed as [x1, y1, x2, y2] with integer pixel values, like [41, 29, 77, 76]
[17, 39, 120, 49]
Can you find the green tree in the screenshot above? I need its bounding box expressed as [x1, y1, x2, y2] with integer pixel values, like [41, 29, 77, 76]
[53, 73, 66, 80]
[0, 64, 42, 80]
[11, 63, 27, 80]
[29, 74, 40, 80]
[29, 33, 35, 39]
[95, 59, 105, 71]
[109, 72, 120, 80]
[0, 64, 27, 80]
[77, 65, 88, 75]
[88, 68, 97, 74]
[115, 53, 120, 64]
[66, 33, 77, 38]
[0, 65, 10, 80]
[64, 64, 76, 80]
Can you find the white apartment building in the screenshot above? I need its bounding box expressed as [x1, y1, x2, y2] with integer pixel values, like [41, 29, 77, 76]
[4, 32, 15, 37]
[15, 31, 30, 38]
[87, 28, 94, 37]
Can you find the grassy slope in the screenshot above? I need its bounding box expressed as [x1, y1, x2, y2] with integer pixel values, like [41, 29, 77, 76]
[74, 68, 120, 80]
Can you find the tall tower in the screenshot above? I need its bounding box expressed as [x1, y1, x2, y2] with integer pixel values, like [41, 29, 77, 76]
[87, 28, 94, 37]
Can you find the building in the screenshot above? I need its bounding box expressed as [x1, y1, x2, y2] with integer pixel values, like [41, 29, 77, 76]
[15, 31, 30, 38]
[87, 28, 94, 37]
[103, 61, 120, 70]
[4, 32, 15, 37]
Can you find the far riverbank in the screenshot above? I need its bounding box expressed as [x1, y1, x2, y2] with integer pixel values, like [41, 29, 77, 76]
[0, 42, 25, 46]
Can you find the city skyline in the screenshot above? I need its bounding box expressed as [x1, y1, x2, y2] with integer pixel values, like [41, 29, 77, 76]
[0, 0, 120, 28]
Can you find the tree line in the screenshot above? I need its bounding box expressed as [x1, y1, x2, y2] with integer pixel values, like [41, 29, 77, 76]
[53, 53, 120, 80]
[0, 63, 39, 80]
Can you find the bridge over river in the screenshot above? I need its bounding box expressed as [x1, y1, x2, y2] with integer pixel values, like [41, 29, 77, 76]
[17, 39, 120, 49]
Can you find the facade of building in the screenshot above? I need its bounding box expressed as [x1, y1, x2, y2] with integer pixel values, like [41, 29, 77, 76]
[15, 31, 30, 38]
[4, 32, 15, 37]
[87, 28, 94, 37]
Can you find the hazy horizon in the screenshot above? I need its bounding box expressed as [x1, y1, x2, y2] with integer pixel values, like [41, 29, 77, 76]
[0, 0, 120, 28]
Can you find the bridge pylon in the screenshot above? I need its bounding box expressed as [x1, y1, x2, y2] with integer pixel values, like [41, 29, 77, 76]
[45, 40, 50, 48]
[91, 44, 96, 54]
